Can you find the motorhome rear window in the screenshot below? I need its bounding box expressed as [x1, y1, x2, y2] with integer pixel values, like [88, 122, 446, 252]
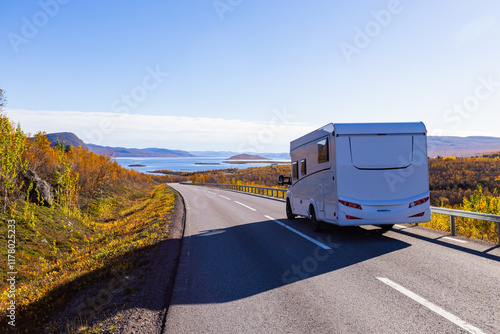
[349, 135, 413, 169]
[301, 159, 307, 175]
[292, 161, 298, 180]
[318, 138, 329, 163]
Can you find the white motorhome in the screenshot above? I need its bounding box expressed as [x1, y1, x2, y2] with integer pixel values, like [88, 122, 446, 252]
[279, 122, 431, 231]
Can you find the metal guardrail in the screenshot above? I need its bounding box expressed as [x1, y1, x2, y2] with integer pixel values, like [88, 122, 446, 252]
[430, 206, 500, 244]
[183, 183, 500, 244]
[185, 183, 287, 199]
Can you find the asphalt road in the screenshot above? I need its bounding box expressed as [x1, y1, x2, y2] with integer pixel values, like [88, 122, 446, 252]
[164, 183, 500, 334]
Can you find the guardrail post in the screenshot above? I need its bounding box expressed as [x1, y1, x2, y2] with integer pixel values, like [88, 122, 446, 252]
[497, 222, 500, 244]
[450, 215, 456, 236]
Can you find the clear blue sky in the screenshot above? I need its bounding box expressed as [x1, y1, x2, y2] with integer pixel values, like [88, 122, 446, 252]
[1, 0, 500, 152]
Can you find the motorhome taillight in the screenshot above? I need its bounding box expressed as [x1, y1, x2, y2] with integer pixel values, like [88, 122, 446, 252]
[338, 200, 362, 210]
[409, 212, 425, 217]
[346, 215, 361, 220]
[408, 197, 429, 208]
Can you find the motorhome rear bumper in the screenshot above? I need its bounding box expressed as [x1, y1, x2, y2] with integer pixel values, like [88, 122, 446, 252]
[336, 207, 431, 226]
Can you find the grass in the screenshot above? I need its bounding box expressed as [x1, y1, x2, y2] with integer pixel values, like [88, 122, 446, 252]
[0, 183, 177, 332]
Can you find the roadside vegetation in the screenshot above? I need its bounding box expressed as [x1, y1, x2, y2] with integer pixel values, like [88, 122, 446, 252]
[0, 90, 176, 332]
[427, 155, 500, 243]
[429, 155, 500, 206]
[428, 185, 499, 243]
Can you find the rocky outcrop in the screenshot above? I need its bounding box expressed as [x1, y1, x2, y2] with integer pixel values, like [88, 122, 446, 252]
[22, 170, 52, 207]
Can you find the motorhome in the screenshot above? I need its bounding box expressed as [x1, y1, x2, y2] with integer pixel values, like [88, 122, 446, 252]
[279, 122, 431, 231]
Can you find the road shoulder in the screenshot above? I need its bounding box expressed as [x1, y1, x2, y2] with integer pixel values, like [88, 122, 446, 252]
[78, 185, 186, 334]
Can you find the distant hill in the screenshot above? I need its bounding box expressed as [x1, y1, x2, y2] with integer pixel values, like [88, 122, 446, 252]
[227, 153, 269, 160]
[46, 133, 193, 157]
[46, 132, 87, 149]
[85, 144, 194, 157]
[427, 136, 500, 157]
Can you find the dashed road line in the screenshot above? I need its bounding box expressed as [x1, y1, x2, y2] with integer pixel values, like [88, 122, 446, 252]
[376, 277, 484, 334]
[234, 201, 257, 211]
[218, 195, 231, 200]
[264, 215, 331, 250]
[442, 236, 468, 244]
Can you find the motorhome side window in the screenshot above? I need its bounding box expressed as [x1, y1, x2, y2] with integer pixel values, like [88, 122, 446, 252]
[301, 159, 307, 176]
[318, 138, 329, 163]
[292, 161, 298, 180]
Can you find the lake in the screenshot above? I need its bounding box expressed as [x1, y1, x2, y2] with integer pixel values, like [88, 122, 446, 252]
[114, 156, 290, 173]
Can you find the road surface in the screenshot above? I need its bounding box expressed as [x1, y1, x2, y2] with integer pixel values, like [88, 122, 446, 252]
[164, 183, 500, 334]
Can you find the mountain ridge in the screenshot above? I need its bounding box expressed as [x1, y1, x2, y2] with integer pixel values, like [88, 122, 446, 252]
[46, 133, 194, 157]
[46, 132, 87, 149]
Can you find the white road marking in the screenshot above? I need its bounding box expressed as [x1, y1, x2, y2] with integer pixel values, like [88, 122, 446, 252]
[394, 224, 407, 229]
[264, 215, 331, 250]
[218, 195, 231, 200]
[207, 191, 217, 195]
[376, 277, 485, 334]
[234, 201, 257, 211]
[442, 237, 468, 243]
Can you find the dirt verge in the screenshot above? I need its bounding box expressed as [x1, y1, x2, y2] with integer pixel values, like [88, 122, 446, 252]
[100, 186, 185, 334]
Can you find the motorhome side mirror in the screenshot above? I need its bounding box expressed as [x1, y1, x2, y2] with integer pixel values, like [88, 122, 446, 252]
[278, 175, 284, 185]
[278, 175, 291, 186]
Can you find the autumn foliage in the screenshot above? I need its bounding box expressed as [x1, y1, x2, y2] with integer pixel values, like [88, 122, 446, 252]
[429, 155, 500, 206]
[0, 112, 165, 215]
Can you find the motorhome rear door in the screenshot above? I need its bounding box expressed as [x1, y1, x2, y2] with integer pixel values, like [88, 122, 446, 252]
[336, 133, 428, 201]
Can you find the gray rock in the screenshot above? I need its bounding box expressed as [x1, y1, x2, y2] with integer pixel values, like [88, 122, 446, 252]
[22, 169, 52, 207]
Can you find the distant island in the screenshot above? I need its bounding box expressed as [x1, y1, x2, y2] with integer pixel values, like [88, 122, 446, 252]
[227, 153, 269, 160]
[128, 164, 146, 167]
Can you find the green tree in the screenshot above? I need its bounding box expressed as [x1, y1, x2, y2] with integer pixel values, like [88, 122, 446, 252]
[54, 138, 79, 214]
[0, 90, 29, 212]
[0, 88, 5, 109]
